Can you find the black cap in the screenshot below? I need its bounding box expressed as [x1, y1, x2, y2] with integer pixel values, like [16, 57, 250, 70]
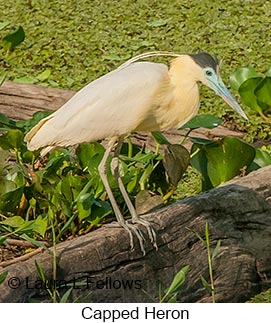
[189, 52, 219, 71]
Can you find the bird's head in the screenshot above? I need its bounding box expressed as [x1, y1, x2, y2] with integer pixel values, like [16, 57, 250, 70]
[189, 52, 247, 120]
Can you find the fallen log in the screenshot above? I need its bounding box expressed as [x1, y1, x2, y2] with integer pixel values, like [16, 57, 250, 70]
[0, 166, 270, 303]
[0, 80, 73, 120]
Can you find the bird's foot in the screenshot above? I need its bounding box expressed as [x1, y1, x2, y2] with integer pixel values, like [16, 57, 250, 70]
[120, 221, 146, 255]
[132, 217, 157, 251]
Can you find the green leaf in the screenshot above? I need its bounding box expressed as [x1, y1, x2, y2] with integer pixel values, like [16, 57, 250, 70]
[102, 54, 130, 61]
[43, 153, 68, 177]
[1, 215, 25, 227]
[131, 40, 155, 51]
[0, 21, 10, 31]
[37, 69, 51, 82]
[60, 287, 73, 303]
[254, 148, 271, 167]
[147, 19, 170, 27]
[266, 66, 271, 77]
[77, 193, 95, 221]
[179, 114, 221, 130]
[14, 76, 37, 84]
[0, 186, 24, 213]
[0, 236, 6, 244]
[0, 148, 8, 174]
[151, 131, 171, 145]
[0, 113, 17, 129]
[247, 148, 271, 172]
[206, 138, 255, 187]
[255, 77, 271, 108]
[0, 271, 8, 285]
[21, 234, 47, 248]
[61, 177, 74, 203]
[0, 128, 24, 150]
[127, 170, 139, 193]
[76, 142, 105, 174]
[200, 274, 212, 292]
[190, 137, 214, 145]
[229, 67, 258, 91]
[28, 216, 47, 237]
[35, 260, 46, 282]
[230, 67, 271, 113]
[163, 144, 190, 187]
[238, 77, 265, 112]
[166, 294, 177, 303]
[6, 171, 25, 187]
[191, 137, 255, 189]
[211, 240, 221, 260]
[89, 200, 112, 225]
[190, 144, 213, 191]
[0, 72, 7, 86]
[2, 26, 25, 50]
[139, 164, 154, 187]
[162, 265, 190, 302]
[0, 179, 16, 194]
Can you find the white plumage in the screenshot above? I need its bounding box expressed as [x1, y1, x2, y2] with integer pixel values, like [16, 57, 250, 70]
[25, 57, 202, 156]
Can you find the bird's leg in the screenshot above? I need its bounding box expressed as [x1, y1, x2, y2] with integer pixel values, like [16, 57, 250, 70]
[98, 140, 146, 254]
[112, 140, 158, 250]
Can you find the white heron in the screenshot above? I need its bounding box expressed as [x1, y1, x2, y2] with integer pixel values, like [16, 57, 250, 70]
[25, 51, 247, 254]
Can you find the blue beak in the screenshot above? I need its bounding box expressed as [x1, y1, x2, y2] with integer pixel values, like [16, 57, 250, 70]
[208, 76, 248, 120]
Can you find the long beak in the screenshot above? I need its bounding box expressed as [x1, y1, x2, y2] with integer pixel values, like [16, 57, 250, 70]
[210, 78, 248, 120]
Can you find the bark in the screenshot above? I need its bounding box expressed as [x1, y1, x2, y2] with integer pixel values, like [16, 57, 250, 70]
[0, 80, 73, 120]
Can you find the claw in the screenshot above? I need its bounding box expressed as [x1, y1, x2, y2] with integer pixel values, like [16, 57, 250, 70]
[132, 218, 157, 250]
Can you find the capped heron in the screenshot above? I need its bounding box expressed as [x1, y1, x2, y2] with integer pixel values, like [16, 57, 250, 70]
[25, 51, 247, 254]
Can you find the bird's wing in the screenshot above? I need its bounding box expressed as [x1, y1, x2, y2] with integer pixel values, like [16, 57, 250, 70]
[25, 62, 170, 151]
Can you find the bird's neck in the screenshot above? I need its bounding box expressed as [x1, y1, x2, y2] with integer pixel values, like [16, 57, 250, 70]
[167, 56, 200, 127]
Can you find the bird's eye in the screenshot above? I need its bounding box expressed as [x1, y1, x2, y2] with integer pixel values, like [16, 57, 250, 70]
[206, 70, 213, 76]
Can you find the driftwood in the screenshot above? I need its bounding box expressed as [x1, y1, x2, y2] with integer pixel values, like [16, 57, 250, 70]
[0, 81, 271, 302]
[0, 81, 73, 120]
[0, 166, 270, 303]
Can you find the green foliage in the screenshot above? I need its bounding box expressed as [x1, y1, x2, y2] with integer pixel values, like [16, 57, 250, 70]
[191, 222, 221, 303]
[0, 112, 189, 243]
[2, 26, 25, 51]
[0, 271, 8, 285]
[160, 265, 190, 302]
[152, 131, 170, 145]
[179, 114, 222, 130]
[248, 145, 271, 171]
[191, 137, 255, 191]
[1, 110, 270, 246]
[0, 22, 25, 54]
[230, 66, 271, 118]
[248, 288, 271, 303]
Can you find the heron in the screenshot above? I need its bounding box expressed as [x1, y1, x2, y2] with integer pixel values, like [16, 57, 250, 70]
[25, 51, 247, 254]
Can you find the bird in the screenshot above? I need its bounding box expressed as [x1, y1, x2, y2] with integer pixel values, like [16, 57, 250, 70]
[24, 51, 247, 255]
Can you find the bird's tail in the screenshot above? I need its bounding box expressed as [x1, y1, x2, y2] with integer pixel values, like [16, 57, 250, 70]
[24, 115, 55, 156]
